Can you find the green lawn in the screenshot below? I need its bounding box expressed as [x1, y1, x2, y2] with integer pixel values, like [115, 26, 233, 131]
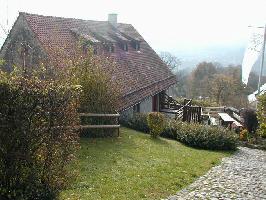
[60, 127, 232, 200]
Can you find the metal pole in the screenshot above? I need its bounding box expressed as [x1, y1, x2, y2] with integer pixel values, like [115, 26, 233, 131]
[258, 25, 266, 95]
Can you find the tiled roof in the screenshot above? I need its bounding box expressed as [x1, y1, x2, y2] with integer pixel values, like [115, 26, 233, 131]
[22, 12, 177, 111]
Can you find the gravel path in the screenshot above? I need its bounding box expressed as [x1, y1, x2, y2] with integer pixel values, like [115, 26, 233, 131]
[167, 147, 266, 200]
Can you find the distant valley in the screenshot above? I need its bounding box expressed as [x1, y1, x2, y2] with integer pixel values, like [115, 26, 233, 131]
[159, 44, 266, 75]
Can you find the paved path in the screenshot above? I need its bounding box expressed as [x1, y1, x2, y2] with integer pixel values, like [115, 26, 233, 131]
[167, 147, 266, 200]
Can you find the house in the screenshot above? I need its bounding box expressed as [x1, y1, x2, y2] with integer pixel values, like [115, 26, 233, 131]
[217, 113, 235, 128]
[0, 12, 177, 117]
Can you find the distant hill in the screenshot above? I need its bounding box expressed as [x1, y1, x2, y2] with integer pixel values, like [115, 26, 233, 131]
[162, 44, 266, 75]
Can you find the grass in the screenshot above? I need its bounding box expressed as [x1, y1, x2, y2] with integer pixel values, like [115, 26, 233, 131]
[60, 127, 232, 200]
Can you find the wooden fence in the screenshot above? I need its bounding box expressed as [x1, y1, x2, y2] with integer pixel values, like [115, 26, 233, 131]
[182, 105, 202, 123]
[79, 112, 120, 136]
[159, 93, 202, 123]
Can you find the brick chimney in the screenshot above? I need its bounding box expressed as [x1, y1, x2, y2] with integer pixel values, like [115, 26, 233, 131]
[108, 14, 117, 27]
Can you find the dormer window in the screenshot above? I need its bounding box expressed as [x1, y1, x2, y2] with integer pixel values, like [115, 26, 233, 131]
[104, 43, 115, 53]
[135, 43, 140, 51]
[131, 41, 140, 51]
[93, 47, 97, 55]
[82, 43, 98, 55]
[123, 43, 128, 51]
[109, 45, 114, 53]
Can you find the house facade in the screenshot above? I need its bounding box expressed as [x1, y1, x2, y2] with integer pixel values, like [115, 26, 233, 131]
[0, 12, 177, 117]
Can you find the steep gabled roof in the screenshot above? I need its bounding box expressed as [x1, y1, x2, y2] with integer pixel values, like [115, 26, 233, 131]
[13, 13, 177, 110]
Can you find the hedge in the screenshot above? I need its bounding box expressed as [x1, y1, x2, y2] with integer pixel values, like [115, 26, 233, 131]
[122, 113, 237, 150]
[0, 68, 80, 200]
[169, 121, 237, 150]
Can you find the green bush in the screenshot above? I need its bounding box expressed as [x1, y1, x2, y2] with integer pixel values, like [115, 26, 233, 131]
[0, 68, 80, 199]
[121, 111, 236, 150]
[171, 121, 237, 150]
[147, 112, 166, 138]
[239, 129, 248, 141]
[120, 113, 150, 133]
[161, 119, 177, 139]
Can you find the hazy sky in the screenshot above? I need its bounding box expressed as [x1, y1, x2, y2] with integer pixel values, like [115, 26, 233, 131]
[1, 0, 266, 52]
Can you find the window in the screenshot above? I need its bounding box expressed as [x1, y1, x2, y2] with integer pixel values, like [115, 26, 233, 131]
[93, 47, 97, 55]
[20, 43, 31, 68]
[109, 45, 114, 53]
[133, 103, 140, 113]
[135, 42, 140, 51]
[82, 44, 88, 55]
[123, 43, 128, 51]
[103, 43, 115, 53]
[20, 43, 30, 57]
[131, 41, 140, 51]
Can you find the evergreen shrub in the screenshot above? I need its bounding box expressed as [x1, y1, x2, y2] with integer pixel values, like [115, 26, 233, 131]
[147, 112, 165, 138]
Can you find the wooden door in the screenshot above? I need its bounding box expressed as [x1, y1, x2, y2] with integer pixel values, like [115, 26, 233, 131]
[152, 94, 158, 112]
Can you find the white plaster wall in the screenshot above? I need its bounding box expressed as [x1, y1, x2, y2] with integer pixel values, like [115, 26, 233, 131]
[120, 106, 134, 120]
[139, 96, 152, 113]
[120, 96, 153, 119]
[121, 85, 179, 119]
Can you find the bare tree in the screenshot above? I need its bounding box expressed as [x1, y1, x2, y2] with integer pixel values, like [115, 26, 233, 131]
[208, 74, 235, 105]
[160, 51, 181, 72]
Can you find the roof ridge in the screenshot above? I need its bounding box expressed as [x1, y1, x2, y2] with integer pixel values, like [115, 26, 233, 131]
[19, 12, 131, 26]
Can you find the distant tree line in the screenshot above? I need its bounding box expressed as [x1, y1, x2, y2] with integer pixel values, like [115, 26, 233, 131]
[160, 52, 266, 108]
